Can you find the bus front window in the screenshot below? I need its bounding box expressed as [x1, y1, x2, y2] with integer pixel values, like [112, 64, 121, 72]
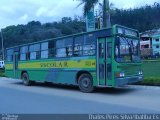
[115, 37, 141, 63]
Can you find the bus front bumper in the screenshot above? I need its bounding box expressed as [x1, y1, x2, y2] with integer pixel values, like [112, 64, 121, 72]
[115, 75, 143, 87]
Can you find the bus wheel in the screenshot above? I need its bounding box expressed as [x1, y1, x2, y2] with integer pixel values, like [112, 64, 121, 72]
[22, 73, 32, 86]
[78, 74, 94, 93]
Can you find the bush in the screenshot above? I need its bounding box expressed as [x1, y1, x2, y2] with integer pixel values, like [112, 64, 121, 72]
[0, 70, 5, 77]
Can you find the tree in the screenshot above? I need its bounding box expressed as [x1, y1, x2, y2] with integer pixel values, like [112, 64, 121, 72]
[76, 0, 112, 28]
[77, 0, 99, 16]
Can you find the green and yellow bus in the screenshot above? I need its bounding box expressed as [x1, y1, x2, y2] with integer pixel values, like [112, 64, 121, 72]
[5, 25, 143, 92]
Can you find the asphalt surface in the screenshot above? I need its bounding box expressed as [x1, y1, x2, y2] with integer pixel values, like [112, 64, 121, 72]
[0, 77, 160, 114]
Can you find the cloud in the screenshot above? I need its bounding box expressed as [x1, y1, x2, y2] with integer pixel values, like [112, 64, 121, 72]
[19, 14, 29, 21]
[122, 2, 136, 9]
[0, 0, 82, 28]
[34, 0, 82, 21]
[45, 0, 82, 17]
[0, 6, 15, 14]
[36, 7, 48, 17]
[0, 0, 159, 28]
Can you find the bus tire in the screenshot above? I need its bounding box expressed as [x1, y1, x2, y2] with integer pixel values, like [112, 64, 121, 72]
[22, 73, 32, 86]
[78, 74, 94, 93]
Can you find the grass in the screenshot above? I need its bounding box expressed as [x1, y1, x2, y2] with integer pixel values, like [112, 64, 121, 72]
[0, 69, 5, 77]
[141, 60, 160, 86]
[137, 77, 160, 86]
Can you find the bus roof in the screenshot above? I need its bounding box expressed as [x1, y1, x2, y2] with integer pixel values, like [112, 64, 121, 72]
[113, 24, 139, 32]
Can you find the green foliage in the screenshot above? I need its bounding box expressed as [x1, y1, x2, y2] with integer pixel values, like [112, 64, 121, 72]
[0, 17, 85, 49]
[77, 0, 99, 16]
[111, 2, 160, 32]
[77, 0, 111, 28]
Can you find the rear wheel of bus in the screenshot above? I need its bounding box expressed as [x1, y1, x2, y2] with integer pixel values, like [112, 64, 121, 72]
[21, 72, 32, 86]
[78, 74, 94, 93]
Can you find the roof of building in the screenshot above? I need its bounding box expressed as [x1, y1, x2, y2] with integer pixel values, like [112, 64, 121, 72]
[140, 28, 160, 38]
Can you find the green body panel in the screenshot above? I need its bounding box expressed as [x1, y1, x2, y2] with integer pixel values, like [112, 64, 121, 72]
[5, 56, 97, 86]
[116, 63, 142, 76]
[5, 70, 14, 78]
[5, 62, 14, 78]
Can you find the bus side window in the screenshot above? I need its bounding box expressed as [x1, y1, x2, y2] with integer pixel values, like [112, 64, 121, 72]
[74, 35, 84, 56]
[7, 55, 13, 62]
[65, 37, 73, 57]
[107, 64, 112, 79]
[74, 44, 82, 56]
[90, 44, 96, 55]
[30, 52, 36, 60]
[29, 44, 40, 60]
[83, 45, 91, 56]
[6, 49, 14, 62]
[66, 45, 73, 57]
[83, 44, 96, 56]
[83, 34, 96, 56]
[56, 39, 66, 58]
[107, 42, 112, 58]
[56, 48, 66, 57]
[20, 46, 28, 61]
[29, 45, 35, 60]
[41, 42, 48, 59]
[48, 41, 55, 58]
[99, 43, 104, 58]
[35, 44, 41, 59]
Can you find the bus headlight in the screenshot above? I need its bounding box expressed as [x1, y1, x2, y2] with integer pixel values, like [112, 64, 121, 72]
[120, 72, 125, 77]
[116, 72, 125, 77]
[139, 71, 143, 75]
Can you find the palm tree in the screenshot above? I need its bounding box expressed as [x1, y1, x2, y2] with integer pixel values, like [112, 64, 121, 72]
[77, 0, 112, 28]
[77, 0, 99, 16]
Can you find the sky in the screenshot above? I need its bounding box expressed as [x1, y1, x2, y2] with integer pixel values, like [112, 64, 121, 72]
[0, 0, 159, 28]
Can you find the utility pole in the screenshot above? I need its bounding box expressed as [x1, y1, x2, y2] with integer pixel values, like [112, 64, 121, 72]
[1, 29, 4, 61]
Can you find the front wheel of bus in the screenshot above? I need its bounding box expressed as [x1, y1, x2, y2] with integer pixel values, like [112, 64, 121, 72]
[22, 73, 32, 86]
[78, 74, 94, 93]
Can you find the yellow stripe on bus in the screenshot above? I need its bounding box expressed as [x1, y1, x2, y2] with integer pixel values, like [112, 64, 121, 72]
[18, 59, 96, 69]
[5, 64, 13, 69]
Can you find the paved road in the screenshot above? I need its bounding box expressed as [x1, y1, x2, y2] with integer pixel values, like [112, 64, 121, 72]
[0, 77, 160, 114]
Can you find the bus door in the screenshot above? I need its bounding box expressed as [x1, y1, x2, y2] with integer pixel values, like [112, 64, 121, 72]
[97, 38, 112, 86]
[13, 52, 19, 78]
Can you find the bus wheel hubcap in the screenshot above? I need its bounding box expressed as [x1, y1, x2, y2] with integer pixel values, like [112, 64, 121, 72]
[23, 76, 27, 83]
[82, 78, 90, 88]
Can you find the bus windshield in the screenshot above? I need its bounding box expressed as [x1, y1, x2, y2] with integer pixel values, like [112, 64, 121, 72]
[115, 37, 141, 63]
